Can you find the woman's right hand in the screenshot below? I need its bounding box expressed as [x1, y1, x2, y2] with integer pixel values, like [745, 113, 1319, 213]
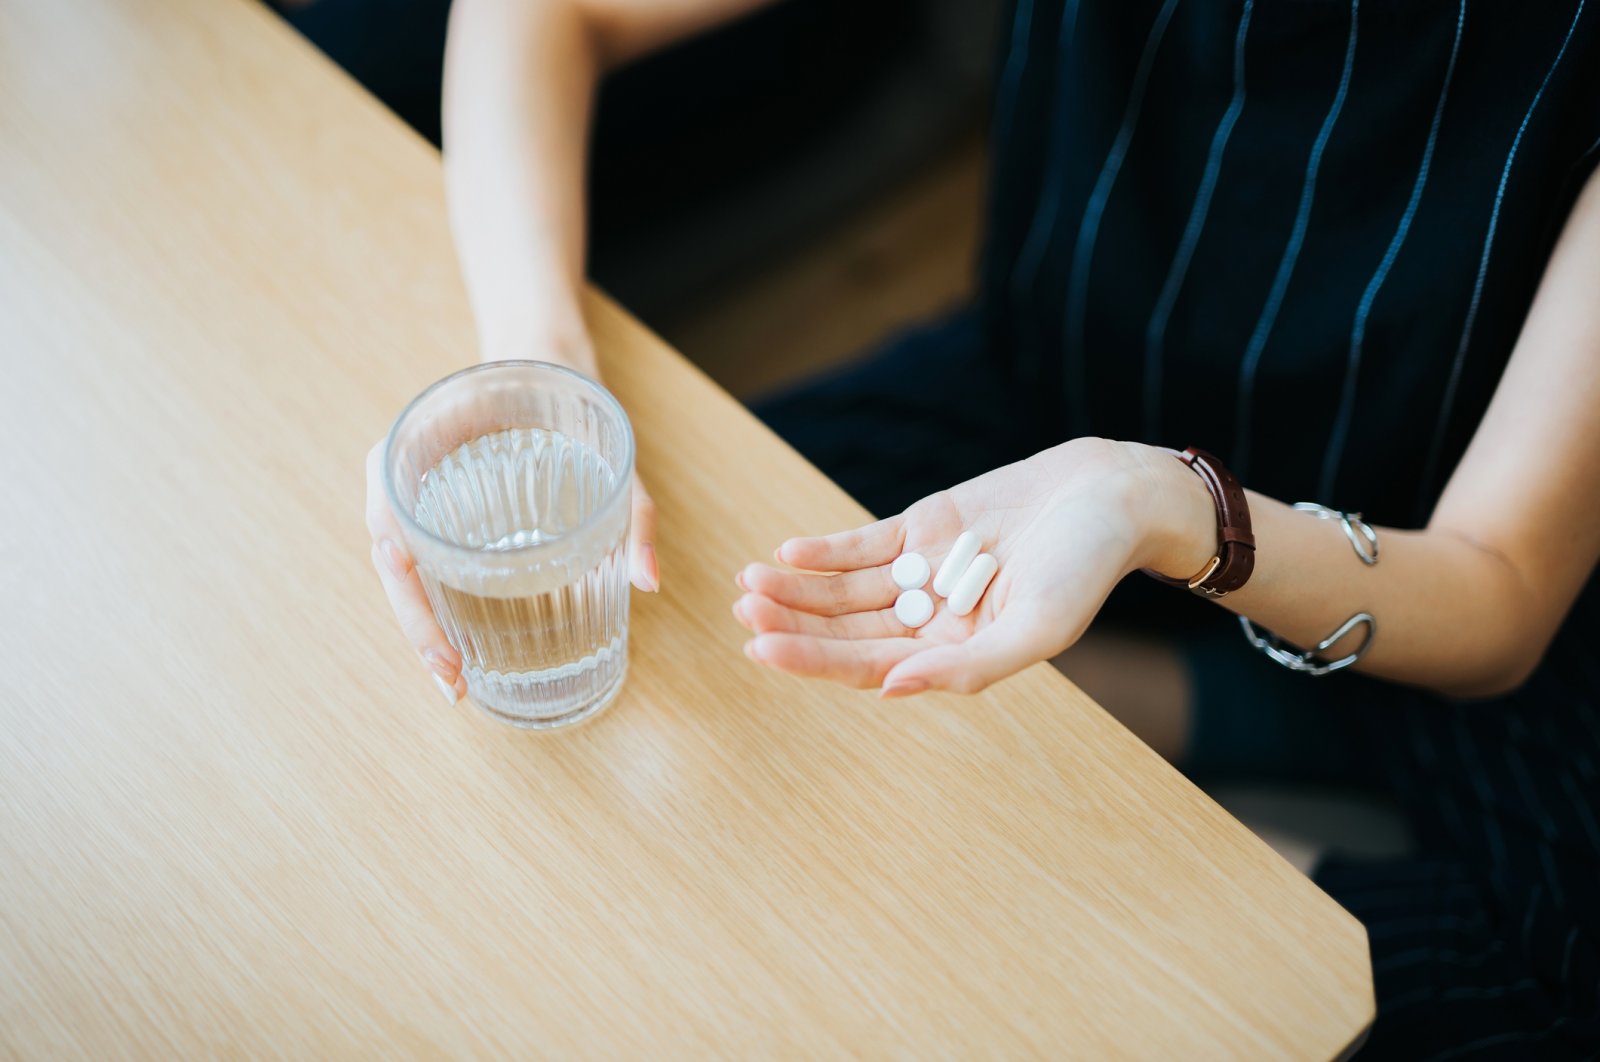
[365, 355, 661, 706]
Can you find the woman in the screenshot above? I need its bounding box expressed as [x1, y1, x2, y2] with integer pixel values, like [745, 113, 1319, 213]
[364, 0, 1600, 1054]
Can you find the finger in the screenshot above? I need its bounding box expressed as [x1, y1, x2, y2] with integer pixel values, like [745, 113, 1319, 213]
[366, 442, 462, 704]
[776, 514, 905, 572]
[880, 601, 1067, 697]
[733, 592, 908, 639]
[629, 475, 660, 593]
[737, 562, 897, 617]
[369, 542, 463, 703]
[744, 632, 922, 689]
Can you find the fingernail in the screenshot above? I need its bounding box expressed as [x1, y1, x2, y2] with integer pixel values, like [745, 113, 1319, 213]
[378, 538, 409, 578]
[637, 543, 660, 592]
[431, 672, 459, 705]
[731, 598, 747, 623]
[422, 649, 457, 681]
[735, 568, 749, 591]
[880, 679, 928, 699]
[743, 639, 764, 663]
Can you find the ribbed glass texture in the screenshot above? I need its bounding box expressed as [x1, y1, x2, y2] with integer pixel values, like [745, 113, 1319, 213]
[385, 363, 633, 729]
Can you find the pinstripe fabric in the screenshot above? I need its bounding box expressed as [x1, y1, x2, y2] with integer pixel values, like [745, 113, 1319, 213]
[1007, 0, 1082, 312]
[1142, 0, 1254, 440]
[991, 0, 1041, 184]
[1416, 0, 1589, 521]
[1581, 132, 1600, 167]
[1061, 0, 1180, 434]
[982, 0, 1600, 525]
[1231, 0, 1359, 479]
[981, 0, 1043, 306]
[1318, 0, 1465, 500]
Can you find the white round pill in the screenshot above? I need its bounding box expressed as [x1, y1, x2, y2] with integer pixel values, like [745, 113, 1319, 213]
[890, 552, 930, 591]
[894, 588, 935, 629]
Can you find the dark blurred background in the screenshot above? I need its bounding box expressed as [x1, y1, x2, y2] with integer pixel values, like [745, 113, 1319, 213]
[273, 0, 1000, 397]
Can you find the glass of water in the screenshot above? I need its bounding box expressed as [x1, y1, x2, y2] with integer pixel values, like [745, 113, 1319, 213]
[384, 361, 633, 729]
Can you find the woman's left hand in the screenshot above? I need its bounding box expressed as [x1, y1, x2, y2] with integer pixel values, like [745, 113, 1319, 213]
[733, 438, 1213, 697]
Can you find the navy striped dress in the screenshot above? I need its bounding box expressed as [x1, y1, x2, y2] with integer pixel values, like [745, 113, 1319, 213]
[761, 1, 1600, 1055]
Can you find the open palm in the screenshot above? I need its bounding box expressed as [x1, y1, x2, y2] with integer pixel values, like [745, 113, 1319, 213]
[734, 438, 1163, 696]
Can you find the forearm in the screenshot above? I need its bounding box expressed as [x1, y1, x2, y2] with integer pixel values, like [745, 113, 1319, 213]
[1139, 450, 1551, 699]
[441, 0, 772, 368]
[443, 0, 598, 367]
[1140, 174, 1600, 699]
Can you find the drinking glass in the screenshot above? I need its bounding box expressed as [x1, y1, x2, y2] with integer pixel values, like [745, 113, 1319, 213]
[384, 361, 633, 729]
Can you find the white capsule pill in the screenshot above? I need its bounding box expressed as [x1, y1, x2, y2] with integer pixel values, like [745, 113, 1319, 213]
[946, 553, 998, 617]
[894, 588, 935, 629]
[932, 530, 983, 597]
[891, 551, 931, 590]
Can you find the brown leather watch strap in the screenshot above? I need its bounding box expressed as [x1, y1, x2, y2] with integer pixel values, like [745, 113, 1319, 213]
[1146, 447, 1255, 597]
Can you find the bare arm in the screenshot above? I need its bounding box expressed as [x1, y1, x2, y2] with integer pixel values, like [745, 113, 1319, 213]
[369, 0, 768, 704]
[1144, 167, 1600, 698]
[442, 0, 770, 365]
[734, 169, 1600, 703]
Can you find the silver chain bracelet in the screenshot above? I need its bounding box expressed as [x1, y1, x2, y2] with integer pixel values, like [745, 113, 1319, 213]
[1239, 612, 1376, 676]
[1239, 504, 1378, 676]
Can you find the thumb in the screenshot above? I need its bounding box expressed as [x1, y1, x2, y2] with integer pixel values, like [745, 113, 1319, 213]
[881, 600, 1069, 697]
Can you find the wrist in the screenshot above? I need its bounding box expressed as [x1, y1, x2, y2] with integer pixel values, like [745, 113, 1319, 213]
[474, 293, 597, 375]
[1126, 443, 1219, 580]
[480, 328, 597, 374]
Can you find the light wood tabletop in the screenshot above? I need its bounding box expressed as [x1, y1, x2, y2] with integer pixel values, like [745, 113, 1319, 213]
[0, 0, 1372, 1056]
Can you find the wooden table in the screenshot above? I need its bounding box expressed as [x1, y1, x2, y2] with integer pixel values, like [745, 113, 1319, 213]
[0, 0, 1373, 1055]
